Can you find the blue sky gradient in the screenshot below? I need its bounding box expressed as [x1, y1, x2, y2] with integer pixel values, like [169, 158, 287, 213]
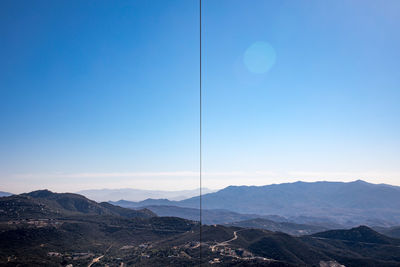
[1, 0, 399, 192]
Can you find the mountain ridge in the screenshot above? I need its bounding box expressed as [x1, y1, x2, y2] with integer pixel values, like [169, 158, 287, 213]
[0, 189, 155, 220]
[116, 180, 400, 227]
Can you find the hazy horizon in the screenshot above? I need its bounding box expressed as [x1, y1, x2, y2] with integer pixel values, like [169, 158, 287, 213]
[2, 177, 399, 195]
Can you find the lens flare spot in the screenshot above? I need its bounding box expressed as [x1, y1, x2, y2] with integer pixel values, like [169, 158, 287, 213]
[244, 41, 276, 74]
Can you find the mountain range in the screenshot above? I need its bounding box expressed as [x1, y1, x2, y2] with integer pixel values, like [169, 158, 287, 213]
[1, 188, 400, 266]
[110, 202, 332, 235]
[112, 180, 400, 227]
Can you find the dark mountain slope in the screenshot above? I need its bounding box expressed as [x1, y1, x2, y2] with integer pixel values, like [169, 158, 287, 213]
[312, 225, 400, 245]
[302, 226, 400, 266]
[247, 231, 330, 265]
[0, 215, 199, 266]
[98, 202, 155, 218]
[0, 190, 155, 220]
[231, 226, 400, 266]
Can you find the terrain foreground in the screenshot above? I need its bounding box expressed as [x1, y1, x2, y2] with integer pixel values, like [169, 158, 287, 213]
[1, 190, 400, 266]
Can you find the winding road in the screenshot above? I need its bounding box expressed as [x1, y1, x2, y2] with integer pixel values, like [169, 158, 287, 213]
[88, 244, 112, 267]
[210, 230, 242, 252]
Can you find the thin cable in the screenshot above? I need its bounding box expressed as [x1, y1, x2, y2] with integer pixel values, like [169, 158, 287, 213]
[199, 0, 203, 265]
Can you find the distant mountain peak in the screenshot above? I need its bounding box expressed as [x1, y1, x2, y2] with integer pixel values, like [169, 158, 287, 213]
[25, 189, 54, 198]
[352, 179, 368, 184]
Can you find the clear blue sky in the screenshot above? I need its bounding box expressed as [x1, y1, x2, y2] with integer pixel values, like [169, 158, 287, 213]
[1, 0, 399, 193]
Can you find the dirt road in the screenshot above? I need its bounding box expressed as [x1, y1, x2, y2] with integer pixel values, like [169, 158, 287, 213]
[210, 230, 241, 252]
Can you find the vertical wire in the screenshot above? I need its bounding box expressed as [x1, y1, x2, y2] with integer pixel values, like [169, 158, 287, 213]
[199, 0, 203, 264]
